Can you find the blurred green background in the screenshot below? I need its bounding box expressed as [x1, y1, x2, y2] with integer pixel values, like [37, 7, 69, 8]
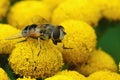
[96, 19, 120, 65]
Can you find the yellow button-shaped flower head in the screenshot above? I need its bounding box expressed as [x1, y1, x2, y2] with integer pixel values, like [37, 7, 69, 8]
[88, 70, 120, 80]
[58, 20, 97, 66]
[17, 77, 36, 80]
[0, 68, 10, 80]
[23, 0, 65, 10]
[7, 1, 52, 29]
[0, 24, 21, 54]
[8, 38, 63, 78]
[91, 0, 120, 20]
[0, 0, 10, 20]
[52, 0, 102, 26]
[45, 70, 86, 80]
[75, 49, 117, 76]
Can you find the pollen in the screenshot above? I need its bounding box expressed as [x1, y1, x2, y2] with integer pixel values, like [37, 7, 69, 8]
[8, 38, 63, 78]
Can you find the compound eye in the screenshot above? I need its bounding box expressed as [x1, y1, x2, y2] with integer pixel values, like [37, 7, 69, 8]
[22, 30, 27, 35]
[22, 30, 26, 33]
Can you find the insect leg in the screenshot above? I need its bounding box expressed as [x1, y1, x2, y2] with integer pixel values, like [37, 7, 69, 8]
[38, 37, 41, 49]
[17, 37, 28, 43]
[62, 44, 73, 49]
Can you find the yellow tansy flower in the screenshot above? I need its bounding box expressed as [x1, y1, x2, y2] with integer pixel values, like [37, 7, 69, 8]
[42, 0, 66, 10]
[52, 0, 102, 26]
[23, 0, 66, 10]
[7, 1, 52, 29]
[88, 70, 120, 80]
[0, 68, 10, 80]
[8, 38, 63, 78]
[91, 0, 120, 20]
[45, 70, 86, 80]
[75, 49, 117, 76]
[0, 0, 10, 20]
[57, 20, 97, 66]
[0, 24, 22, 54]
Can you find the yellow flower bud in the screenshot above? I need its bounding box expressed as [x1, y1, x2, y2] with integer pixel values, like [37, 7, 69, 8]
[58, 20, 97, 65]
[0, 24, 21, 54]
[42, 0, 66, 10]
[75, 49, 117, 76]
[119, 62, 120, 72]
[23, 0, 65, 10]
[52, 0, 102, 26]
[91, 0, 120, 20]
[7, 1, 52, 29]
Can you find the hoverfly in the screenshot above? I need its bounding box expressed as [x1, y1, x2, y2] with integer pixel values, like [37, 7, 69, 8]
[6, 16, 72, 49]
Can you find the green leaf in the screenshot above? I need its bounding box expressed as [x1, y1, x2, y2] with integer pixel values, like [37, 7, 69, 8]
[96, 19, 120, 65]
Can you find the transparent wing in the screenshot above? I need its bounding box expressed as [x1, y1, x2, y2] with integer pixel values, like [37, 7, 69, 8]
[32, 15, 49, 25]
[5, 32, 23, 40]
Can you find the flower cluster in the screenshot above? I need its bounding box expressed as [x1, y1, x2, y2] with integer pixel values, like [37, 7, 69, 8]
[0, 0, 120, 80]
